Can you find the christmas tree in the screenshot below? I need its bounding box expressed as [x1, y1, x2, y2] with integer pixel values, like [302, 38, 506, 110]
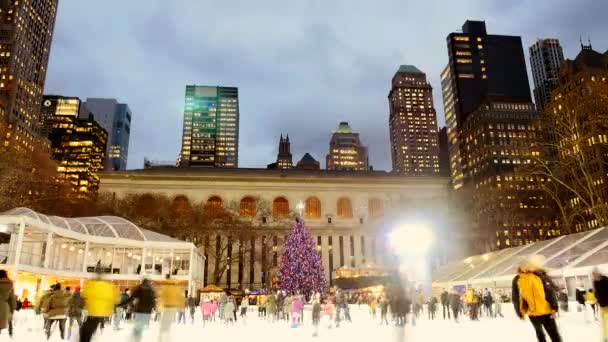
[279, 218, 327, 297]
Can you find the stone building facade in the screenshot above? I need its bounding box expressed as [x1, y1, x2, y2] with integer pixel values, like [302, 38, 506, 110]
[99, 168, 449, 289]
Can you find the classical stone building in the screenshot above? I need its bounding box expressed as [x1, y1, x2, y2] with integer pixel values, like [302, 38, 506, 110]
[99, 168, 449, 289]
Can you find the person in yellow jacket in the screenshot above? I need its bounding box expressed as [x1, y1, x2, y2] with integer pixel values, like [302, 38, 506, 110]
[79, 273, 119, 342]
[585, 289, 598, 320]
[158, 274, 184, 342]
[512, 255, 562, 342]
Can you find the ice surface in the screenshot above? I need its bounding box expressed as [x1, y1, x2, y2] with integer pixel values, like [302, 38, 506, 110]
[4, 305, 601, 341]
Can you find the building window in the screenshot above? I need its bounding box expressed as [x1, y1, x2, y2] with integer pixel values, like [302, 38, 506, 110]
[305, 197, 321, 219]
[337, 197, 353, 219]
[272, 197, 289, 218]
[170, 195, 190, 217]
[240, 196, 256, 218]
[368, 198, 384, 218]
[206, 196, 223, 213]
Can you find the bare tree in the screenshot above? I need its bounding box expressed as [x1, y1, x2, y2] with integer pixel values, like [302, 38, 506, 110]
[532, 81, 608, 231]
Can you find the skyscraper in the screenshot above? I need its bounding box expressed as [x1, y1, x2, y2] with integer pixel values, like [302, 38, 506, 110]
[441, 20, 532, 189]
[268, 134, 293, 169]
[441, 20, 553, 252]
[388, 65, 440, 176]
[43, 96, 107, 197]
[80, 98, 132, 171]
[529, 39, 565, 111]
[0, 0, 58, 149]
[180, 86, 239, 168]
[326, 122, 369, 171]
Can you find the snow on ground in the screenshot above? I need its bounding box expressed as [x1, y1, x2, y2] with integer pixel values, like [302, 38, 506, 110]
[3, 305, 601, 341]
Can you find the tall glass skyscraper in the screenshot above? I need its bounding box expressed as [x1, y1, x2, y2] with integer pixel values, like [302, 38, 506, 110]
[180, 86, 239, 168]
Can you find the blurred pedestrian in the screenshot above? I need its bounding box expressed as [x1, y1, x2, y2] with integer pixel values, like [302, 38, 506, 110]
[67, 286, 84, 339]
[593, 269, 608, 341]
[129, 278, 156, 342]
[80, 272, 119, 342]
[187, 292, 197, 324]
[0, 270, 15, 338]
[512, 255, 561, 342]
[44, 283, 68, 340]
[114, 288, 129, 330]
[158, 274, 183, 342]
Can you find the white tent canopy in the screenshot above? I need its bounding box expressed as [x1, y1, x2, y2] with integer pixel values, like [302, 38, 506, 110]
[433, 226, 608, 296]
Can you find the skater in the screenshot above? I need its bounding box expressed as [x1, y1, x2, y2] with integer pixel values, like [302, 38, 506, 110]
[224, 297, 235, 324]
[585, 289, 598, 320]
[158, 274, 183, 342]
[201, 299, 213, 325]
[370, 297, 378, 318]
[593, 269, 608, 341]
[312, 296, 321, 337]
[379, 296, 389, 325]
[576, 286, 589, 321]
[449, 290, 461, 323]
[292, 295, 303, 328]
[129, 278, 156, 342]
[483, 289, 494, 318]
[44, 283, 69, 340]
[440, 289, 450, 319]
[218, 292, 227, 320]
[80, 272, 119, 342]
[187, 292, 197, 324]
[240, 296, 249, 324]
[512, 255, 562, 342]
[114, 288, 129, 330]
[494, 290, 504, 318]
[266, 293, 277, 322]
[465, 288, 478, 321]
[176, 291, 187, 325]
[0, 270, 15, 338]
[428, 296, 438, 320]
[67, 286, 84, 339]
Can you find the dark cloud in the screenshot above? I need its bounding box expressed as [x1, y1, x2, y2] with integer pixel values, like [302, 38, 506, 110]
[44, 0, 607, 170]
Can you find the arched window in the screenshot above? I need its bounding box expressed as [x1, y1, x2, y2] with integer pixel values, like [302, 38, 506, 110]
[337, 197, 353, 218]
[273, 197, 289, 218]
[206, 196, 223, 213]
[240, 196, 256, 218]
[368, 198, 384, 218]
[305, 197, 321, 219]
[170, 195, 190, 217]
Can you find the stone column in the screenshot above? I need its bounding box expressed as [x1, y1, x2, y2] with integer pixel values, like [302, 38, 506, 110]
[206, 234, 217, 285]
[231, 239, 239, 288]
[353, 234, 362, 267]
[364, 235, 373, 265]
[253, 237, 262, 288]
[220, 236, 228, 287]
[242, 238, 250, 289]
[321, 235, 330, 282]
[332, 235, 341, 269]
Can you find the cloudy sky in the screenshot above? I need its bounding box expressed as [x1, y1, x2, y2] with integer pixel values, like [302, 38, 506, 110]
[44, 0, 608, 171]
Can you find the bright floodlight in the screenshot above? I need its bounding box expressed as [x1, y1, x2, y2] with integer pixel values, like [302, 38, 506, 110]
[388, 223, 434, 256]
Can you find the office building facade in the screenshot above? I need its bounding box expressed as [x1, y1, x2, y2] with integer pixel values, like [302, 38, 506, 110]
[326, 122, 369, 171]
[45, 97, 107, 196]
[438, 127, 450, 178]
[388, 65, 440, 176]
[80, 98, 131, 171]
[441, 20, 532, 189]
[0, 0, 58, 149]
[180, 86, 239, 168]
[529, 39, 565, 111]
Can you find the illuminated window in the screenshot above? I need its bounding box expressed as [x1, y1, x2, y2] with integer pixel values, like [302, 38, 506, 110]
[454, 36, 470, 42]
[305, 197, 321, 219]
[456, 58, 472, 64]
[205, 196, 223, 213]
[368, 198, 384, 218]
[337, 198, 353, 219]
[240, 196, 256, 218]
[456, 51, 472, 56]
[272, 197, 289, 218]
[458, 74, 475, 79]
[171, 195, 191, 216]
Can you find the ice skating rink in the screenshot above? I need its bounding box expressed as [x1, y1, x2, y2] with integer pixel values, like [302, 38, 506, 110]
[4, 305, 600, 341]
